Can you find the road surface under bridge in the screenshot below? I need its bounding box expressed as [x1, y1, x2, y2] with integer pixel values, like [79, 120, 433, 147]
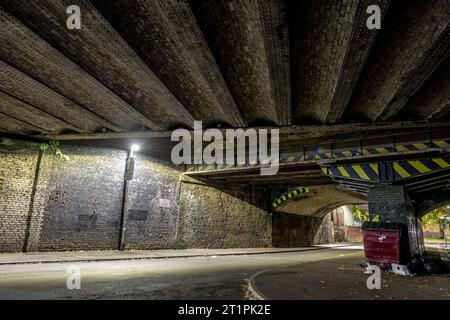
[0, 248, 449, 300]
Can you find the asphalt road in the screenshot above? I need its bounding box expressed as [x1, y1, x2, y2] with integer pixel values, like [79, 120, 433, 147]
[0, 248, 362, 300]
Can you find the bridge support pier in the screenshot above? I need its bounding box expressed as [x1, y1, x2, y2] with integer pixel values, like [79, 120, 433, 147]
[367, 185, 424, 259]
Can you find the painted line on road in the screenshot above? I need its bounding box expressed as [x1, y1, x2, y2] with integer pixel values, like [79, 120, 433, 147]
[247, 249, 363, 300]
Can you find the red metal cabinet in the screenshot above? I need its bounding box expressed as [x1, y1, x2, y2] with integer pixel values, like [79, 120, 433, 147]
[362, 222, 408, 265]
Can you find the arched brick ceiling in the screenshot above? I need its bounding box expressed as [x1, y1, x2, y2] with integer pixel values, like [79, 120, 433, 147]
[0, 0, 449, 137]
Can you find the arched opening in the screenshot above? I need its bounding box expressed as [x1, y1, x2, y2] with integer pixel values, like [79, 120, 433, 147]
[421, 204, 450, 248]
[326, 204, 368, 244]
[272, 185, 368, 247]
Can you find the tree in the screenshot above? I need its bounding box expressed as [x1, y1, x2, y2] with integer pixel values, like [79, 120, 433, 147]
[352, 205, 370, 223]
[421, 207, 449, 226]
[39, 140, 69, 160]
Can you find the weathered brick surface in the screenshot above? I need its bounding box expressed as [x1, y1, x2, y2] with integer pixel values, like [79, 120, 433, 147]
[0, 142, 276, 252]
[0, 148, 38, 252]
[344, 225, 363, 243]
[125, 154, 181, 249]
[1, 144, 129, 252]
[414, 191, 450, 218]
[0, 61, 109, 133]
[256, 0, 291, 125]
[0, 112, 45, 136]
[368, 185, 410, 223]
[344, 0, 450, 122]
[190, 0, 278, 125]
[34, 146, 127, 251]
[0, 7, 147, 131]
[0, 91, 80, 134]
[0, 0, 449, 137]
[379, 23, 450, 120]
[368, 185, 424, 255]
[398, 56, 450, 121]
[3, 0, 197, 131]
[177, 179, 272, 248]
[93, 0, 244, 128]
[272, 212, 333, 247]
[326, 0, 391, 123]
[288, 0, 359, 124]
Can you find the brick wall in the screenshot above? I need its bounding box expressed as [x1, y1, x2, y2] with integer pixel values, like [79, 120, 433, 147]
[124, 154, 181, 249]
[368, 185, 424, 255]
[177, 178, 272, 248]
[368, 185, 410, 223]
[1, 140, 342, 252]
[272, 212, 333, 247]
[34, 146, 127, 251]
[0, 147, 38, 252]
[344, 226, 363, 243]
[0, 141, 276, 252]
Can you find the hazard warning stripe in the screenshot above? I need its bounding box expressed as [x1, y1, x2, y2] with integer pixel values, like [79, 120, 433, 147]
[392, 157, 450, 180]
[432, 140, 450, 148]
[432, 158, 450, 168]
[333, 150, 360, 158]
[393, 162, 411, 179]
[368, 163, 379, 176]
[352, 165, 370, 180]
[412, 143, 429, 150]
[408, 160, 431, 174]
[272, 187, 310, 208]
[323, 157, 450, 182]
[326, 164, 378, 181]
[395, 145, 409, 152]
[280, 153, 304, 163]
[186, 138, 450, 172]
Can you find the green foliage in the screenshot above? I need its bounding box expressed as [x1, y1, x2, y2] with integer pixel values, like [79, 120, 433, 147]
[39, 140, 69, 161]
[225, 239, 237, 248]
[421, 207, 449, 225]
[352, 205, 370, 223]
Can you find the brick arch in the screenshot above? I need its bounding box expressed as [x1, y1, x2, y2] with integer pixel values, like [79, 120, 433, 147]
[274, 185, 366, 217]
[413, 190, 450, 218]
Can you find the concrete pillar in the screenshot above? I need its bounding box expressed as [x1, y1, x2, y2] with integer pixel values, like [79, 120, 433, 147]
[367, 185, 424, 258]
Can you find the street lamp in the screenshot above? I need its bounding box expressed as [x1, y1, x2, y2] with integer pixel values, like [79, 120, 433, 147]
[119, 144, 140, 251]
[130, 144, 140, 156]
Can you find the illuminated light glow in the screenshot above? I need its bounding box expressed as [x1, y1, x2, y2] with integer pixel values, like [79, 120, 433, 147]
[131, 144, 140, 152]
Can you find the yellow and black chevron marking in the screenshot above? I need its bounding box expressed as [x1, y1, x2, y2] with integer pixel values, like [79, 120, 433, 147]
[321, 163, 379, 181]
[272, 187, 310, 209]
[185, 137, 450, 172]
[431, 139, 450, 148]
[186, 164, 237, 171]
[280, 152, 304, 163]
[361, 146, 396, 156]
[322, 156, 450, 181]
[186, 164, 218, 172]
[285, 139, 450, 163]
[304, 149, 332, 161]
[392, 157, 450, 179]
[332, 149, 361, 158]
